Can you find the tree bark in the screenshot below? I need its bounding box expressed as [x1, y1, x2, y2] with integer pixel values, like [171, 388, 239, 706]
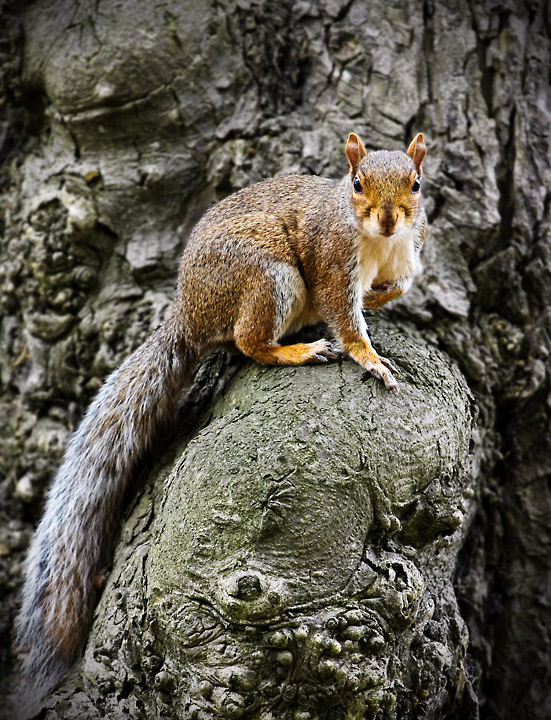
[33, 324, 475, 720]
[0, 1, 549, 719]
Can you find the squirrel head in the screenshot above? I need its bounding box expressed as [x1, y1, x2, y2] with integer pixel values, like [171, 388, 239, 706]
[345, 132, 426, 239]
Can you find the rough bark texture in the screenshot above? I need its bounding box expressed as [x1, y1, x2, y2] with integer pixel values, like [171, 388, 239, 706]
[28, 325, 475, 720]
[0, 0, 549, 719]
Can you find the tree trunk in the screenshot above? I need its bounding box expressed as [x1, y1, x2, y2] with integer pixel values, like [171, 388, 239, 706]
[34, 324, 476, 720]
[0, 1, 549, 719]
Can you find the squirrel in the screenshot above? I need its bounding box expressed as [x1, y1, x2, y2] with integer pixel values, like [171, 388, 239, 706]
[14, 131, 426, 713]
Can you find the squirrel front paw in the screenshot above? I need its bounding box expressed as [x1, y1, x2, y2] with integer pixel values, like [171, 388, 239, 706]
[363, 284, 403, 310]
[361, 354, 399, 390]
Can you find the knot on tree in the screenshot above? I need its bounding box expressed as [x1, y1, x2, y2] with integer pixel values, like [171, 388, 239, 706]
[62, 323, 479, 720]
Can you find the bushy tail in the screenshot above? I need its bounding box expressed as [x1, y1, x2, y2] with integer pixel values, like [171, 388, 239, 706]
[14, 305, 195, 716]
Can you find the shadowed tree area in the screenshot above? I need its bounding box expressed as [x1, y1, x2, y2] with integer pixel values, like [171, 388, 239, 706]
[0, 1, 549, 718]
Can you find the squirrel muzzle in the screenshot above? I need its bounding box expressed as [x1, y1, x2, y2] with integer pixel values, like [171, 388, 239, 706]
[377, 206, 399, 236]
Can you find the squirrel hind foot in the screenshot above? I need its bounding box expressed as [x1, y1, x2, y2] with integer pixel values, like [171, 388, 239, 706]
[236, 338, 341, 366]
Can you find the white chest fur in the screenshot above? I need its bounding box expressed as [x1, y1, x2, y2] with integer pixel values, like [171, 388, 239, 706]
[356, 226, 421, 292]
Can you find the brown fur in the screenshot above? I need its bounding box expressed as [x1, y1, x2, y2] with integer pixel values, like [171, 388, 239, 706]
[174, 133, 426, 388]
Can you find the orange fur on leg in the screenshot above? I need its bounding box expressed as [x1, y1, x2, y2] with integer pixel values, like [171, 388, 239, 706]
[236, 338, 340, 366]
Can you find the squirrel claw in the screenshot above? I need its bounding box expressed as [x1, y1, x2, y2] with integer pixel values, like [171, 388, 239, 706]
[310, 340, 343, 363]
[362, 363, 399, 390]
[324, 342, 344, 360]
[378, 355, 399, 375]
[380, 369, 398, 391]
[312, 353, 329, 363]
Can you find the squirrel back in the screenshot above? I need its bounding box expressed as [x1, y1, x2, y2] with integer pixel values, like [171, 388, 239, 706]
[14, 132, 426, 716]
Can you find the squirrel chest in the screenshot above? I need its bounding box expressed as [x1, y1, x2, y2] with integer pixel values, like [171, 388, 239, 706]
[356, 227, 421, 293]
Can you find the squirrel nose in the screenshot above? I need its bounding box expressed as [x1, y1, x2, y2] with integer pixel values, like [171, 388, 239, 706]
[377, 208, 398, 234]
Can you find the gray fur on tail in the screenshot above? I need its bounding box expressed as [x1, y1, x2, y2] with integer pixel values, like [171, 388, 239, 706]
[14, 306, 193, 717]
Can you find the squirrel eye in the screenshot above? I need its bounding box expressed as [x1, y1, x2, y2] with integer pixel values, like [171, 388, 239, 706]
[353, 176, 362, 193]
[411, 176, 421, 194]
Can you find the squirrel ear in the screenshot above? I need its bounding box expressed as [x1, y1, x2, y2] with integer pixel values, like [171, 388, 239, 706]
[346, 133, 367, 175]
[407, 133, 426, 175]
